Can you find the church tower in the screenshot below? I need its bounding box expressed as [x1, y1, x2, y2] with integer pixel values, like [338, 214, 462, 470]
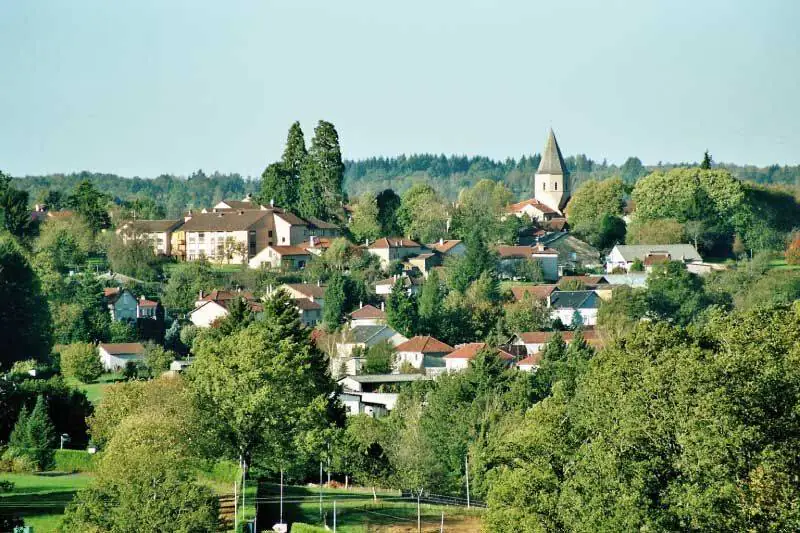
[534, 129, 570, 214]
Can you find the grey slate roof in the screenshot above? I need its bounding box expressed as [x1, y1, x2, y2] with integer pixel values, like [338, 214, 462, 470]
[549, 290, 600, 310]
[537, 129, 568, 176]
[347, 325, 398, 344]
[612, 244, 702, 263]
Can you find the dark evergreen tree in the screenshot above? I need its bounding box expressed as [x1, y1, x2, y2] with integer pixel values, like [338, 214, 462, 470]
[386, 279, 417, 336]
[449, 227, 496, 293]
[299, 121, 344, 220]
[701, 150, 713, 169]
[376, 189, 402, 235]
[323, 273, 346, 331]
[417, 269, 443, 335]
[0, 236, 52, 368]
[258, 162, 293, 210]
[282, 121, 308, 183]
[67, 180, 111, 233]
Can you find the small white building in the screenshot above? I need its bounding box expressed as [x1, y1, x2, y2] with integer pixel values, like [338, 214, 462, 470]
[365, 237, 425, 267]
[348, 304, 387, 327]
[248, 245, 311, 270]
[516, 353, 543, 372]
[443, 343, 514, 372]
[98, 342, 145, 371]
[530, 243, 560, 281]
[548, 291, 600, 327]
[374, 274, 422, 297]
[605, 244, 702, 273]
[393, 336, 454, 372]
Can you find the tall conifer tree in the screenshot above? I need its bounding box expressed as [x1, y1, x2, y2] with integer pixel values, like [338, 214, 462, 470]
[299, 121, 344, 220]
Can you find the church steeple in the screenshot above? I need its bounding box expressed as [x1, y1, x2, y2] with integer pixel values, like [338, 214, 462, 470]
[537, 128, 568, 176]
[534, 128, 570, 214]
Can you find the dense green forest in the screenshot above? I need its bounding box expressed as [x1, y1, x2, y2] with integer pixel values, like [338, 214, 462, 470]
[9, 155, 800, 216]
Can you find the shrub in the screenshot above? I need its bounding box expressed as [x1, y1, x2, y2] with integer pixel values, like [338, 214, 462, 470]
[60, 343, 103, 383]
[54, 449, 97, 473]
[0, 480, 13, 493]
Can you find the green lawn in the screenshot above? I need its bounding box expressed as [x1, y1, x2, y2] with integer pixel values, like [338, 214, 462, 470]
[0, 472, 93, 533]
[65, 373, 123, 405]
[768, 259, 800, 271]
[256, 483, 483, 532]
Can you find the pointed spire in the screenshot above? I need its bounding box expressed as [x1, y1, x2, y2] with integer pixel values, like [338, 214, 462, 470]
[537, 128, 568, 176]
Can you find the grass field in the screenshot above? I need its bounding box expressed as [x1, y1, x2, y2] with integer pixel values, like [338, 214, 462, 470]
[256, 483, 483, 532]
[768, 259, 800, 271]
[65, 373, 123, 405]
[0, 472, 93, 532]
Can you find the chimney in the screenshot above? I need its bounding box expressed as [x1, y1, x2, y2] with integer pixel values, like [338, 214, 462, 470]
[198, 290, 204, 300]
[359, 301, 363, 309]
[365, 238, 370, 247]
[270, 198, 274, 208]
[317, 279, 321, 287]
[439, 238, 444, 246]
[380, 301, 385, 311]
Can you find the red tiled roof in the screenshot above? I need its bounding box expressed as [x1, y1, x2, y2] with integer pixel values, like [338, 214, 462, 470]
[349, 304, 386, 320]
[395, 336, 454, 354]
[445, 343, 513, 361]
[138, 299, 158, 308]
[644, 253, 670, 266]
[299, 238, 335, 250]
[99, 342, 145, 355]
[544, 218, 568, 231]
[530, 243, 559, 255]
[427, 239, 463, 253]
[517, 353, 543, 367]
[103, 287, 121, 297]
[200, 290, 256, 302]
[495, 245, 535, 258]
[368, 237, 421, 249]
[507, 198, 558, 215]
[510, 285, 557, 301]
[269, 245, 311, 256]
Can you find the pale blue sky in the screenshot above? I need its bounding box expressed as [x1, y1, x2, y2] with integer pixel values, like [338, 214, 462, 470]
[1, 0, 798, 178]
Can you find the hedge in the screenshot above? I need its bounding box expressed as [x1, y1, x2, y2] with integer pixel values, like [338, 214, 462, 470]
[54, 449, 97, 473]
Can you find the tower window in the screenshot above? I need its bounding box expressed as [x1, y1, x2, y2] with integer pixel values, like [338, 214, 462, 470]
[542, 182, 546, 191]
[554, 182, 558, 191]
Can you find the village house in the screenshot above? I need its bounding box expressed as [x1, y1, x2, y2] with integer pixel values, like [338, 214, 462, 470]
[404, 252, 442, 277]
[274, 283, 327, 310]
[365, 237, 425, 267]
[136, 295, 159, 319]
[188, 290, 262, 328]
[98, 342, 146, 371]
[333, 325, 408, 375]
[117, 219, 184, 256]
[181, 210, 273, 264]
[348, 303, 387, 327]
[509, 329, 604, 356]
[426, 239, 466, 258]
[548, 290, 601, 326]
[506, 198, 561, 222]
[337, 374, 432, 417]
[516, 353, 543, 372]
[298, 236, 335, 256]
[605, 244, 702, 273]
[248, 245, 311, 270]
[393, 336, 454, 373]
[531, 243, 560, 281]
[374, 274, 423, 297]
[443, 343, 514, 372]
[103, 287, 138, 322]
[294, 298, 322, 327]
[509, 284, 558, 302]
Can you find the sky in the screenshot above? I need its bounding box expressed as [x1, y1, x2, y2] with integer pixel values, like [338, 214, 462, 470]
[1, 0, 798, 178]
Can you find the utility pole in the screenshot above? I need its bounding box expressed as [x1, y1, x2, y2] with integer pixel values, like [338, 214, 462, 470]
[280, 469, 284, 525]
[319, 461, 323, 519]
[234, 475, 238, 533]
[333, 500, 337, 533]
[440, 511, 444, 533]
[465, 455, 470, 509]
[242, 460, 246, 526]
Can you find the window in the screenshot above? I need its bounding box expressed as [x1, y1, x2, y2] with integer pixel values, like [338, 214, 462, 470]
[268, 230, 273, 237]
[542, 182, 546, 191]
[198, 232, 205, 242]
[554, 182, 558, 191]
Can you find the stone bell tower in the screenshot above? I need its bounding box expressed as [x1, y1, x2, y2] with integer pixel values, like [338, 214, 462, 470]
[534, 128, 570, 214]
